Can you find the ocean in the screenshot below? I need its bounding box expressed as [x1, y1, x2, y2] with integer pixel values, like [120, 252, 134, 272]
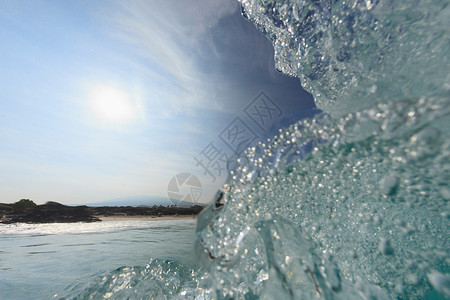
[0, 220, 198, 299]
[1, 0, 449, 299]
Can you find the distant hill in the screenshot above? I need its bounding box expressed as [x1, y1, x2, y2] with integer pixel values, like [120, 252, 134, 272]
[0, 199, 100, 224]
[85, 196, 203, 208]
[0, 199, 204, 224]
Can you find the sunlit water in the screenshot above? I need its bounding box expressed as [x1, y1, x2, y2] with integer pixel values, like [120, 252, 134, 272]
[0, 220, 197, 299]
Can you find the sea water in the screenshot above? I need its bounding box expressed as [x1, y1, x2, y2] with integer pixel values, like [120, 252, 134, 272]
[190, 1, 448, 298]
[0, 220, 198, 299]
[2, 0, 449, 299]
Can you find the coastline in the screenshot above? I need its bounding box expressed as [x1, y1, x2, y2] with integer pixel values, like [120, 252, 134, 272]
[1, 200, 204, 224]
[98, 215, 197, 222]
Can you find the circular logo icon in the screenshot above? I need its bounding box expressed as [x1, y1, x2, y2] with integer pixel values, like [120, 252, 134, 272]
[167, 173, 202, 206]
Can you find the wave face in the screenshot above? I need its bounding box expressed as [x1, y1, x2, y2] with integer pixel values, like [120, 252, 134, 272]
[239, 0, 449, 116]
[194, 0, 449, 298]
[196, 96, 449, 299]
[72, 1, 449, 299]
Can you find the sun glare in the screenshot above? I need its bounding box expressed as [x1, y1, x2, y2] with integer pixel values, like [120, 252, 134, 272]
[89, 85, 139, 123]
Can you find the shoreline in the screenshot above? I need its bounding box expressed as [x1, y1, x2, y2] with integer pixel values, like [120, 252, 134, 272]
[1, 200, 204, 224]
[98, 215, 197, 222]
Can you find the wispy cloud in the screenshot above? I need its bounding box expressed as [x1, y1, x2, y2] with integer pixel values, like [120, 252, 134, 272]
[106, 0, 238, 115]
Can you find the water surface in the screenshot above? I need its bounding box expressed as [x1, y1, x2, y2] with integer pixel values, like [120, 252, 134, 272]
[0, 220, 197, 299]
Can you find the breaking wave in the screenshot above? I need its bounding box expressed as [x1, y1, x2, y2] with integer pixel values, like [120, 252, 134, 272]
[72, 1, 449, 298]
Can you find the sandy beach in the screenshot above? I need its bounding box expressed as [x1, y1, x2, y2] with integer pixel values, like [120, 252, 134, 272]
[98, 215, 197, 222]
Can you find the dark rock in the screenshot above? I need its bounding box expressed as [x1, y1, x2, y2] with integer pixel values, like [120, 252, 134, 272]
[0, 200, 101, 224]
[0, 199, 205, 224]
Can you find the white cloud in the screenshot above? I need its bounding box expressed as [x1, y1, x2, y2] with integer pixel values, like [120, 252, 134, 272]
[106, 0, 238, 114]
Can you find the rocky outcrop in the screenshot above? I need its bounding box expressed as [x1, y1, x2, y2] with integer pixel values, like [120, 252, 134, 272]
[0, 199, 205, 224]
[0, 200, 100, 224]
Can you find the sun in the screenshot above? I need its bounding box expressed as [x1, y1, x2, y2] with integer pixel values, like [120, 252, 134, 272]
[89, 85, 139, 123]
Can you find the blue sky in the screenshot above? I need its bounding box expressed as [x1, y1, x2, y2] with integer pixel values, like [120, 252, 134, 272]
[0, 0, 315, 205]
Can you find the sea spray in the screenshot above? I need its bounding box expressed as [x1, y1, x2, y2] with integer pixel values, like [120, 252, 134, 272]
[238, 0, 450, 116]
[196, 95, 449, 299]
[196, 0, 449, 297]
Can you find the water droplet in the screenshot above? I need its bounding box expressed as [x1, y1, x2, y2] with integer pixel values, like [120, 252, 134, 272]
[380, 173, 399, 196]
[427, 271, 450, 296]
[378, 238, 394, 255]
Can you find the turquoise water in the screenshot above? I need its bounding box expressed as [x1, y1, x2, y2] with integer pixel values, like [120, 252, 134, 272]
[0, 220, 197, 299]
[2, 0, 449, 298]
[191, 0, 448, 298]
[191, 0, 449, 298]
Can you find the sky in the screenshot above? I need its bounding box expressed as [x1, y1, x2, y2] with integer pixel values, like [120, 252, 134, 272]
[0, 0, 315, 205]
